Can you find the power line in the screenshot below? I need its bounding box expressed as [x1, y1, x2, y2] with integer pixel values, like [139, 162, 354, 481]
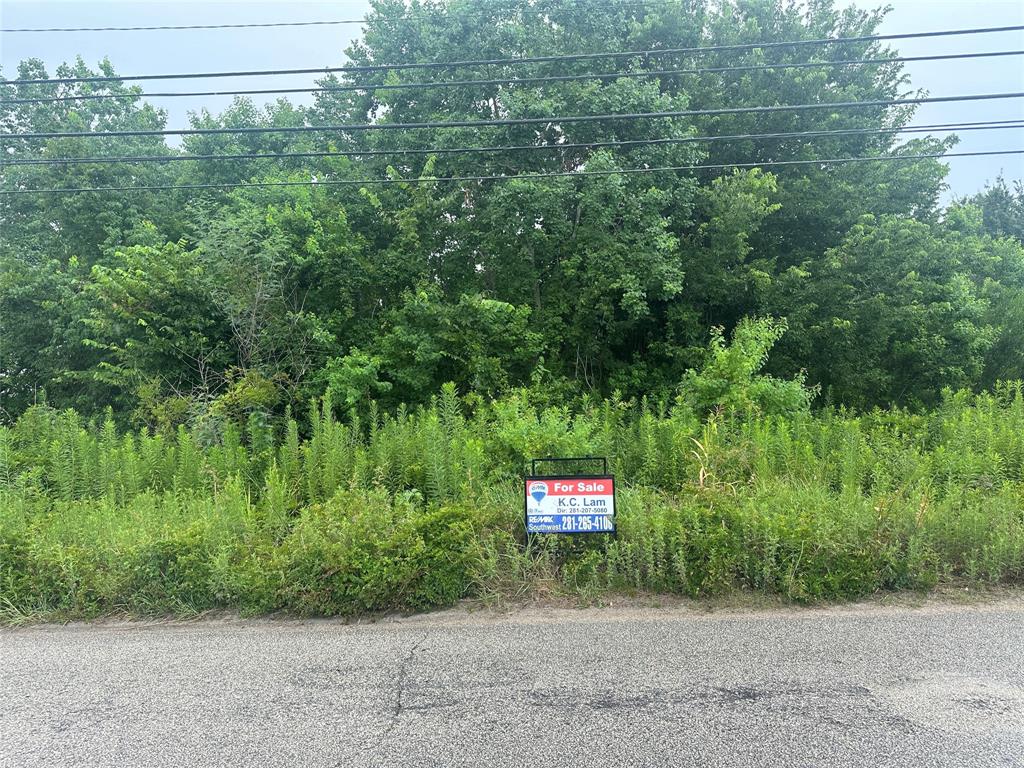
[6, 24, 1023, 85]
[5, 120, 1020, 167]
[5, 91, 1022, 141]
[0, 0, 686, 32]
[1, 18, 370, 32]
[3, 150, 1020, 196]
[5, 49, 1021, 106]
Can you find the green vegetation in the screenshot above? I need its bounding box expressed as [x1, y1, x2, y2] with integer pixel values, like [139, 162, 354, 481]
[2, 0, 1023, 618]
[3, 371, 1023, 620]
[5, 1, 1024, 421]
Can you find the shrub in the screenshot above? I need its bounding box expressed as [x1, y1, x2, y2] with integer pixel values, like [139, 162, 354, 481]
[1, 383, 1022, 620]
[680, 317, 817, 417]
[272, 491, 477, 615]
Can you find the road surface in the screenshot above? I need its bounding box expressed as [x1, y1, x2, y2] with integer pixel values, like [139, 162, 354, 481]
[3, 598, 1023, 767]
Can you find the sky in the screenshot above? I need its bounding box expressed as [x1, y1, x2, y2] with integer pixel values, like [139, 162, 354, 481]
[1, 0, 1022, 199]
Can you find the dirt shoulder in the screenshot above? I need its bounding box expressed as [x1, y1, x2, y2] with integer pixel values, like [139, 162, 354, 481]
[7, 584, 1023, 632]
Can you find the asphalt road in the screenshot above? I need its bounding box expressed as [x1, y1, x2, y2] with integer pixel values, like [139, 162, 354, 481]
[2, 599, 1024, 767]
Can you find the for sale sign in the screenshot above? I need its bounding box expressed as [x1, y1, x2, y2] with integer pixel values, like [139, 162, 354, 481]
[524, 476, 616, 534]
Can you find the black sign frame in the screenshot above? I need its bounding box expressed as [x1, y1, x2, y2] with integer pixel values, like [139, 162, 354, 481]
[524, 457, 616, 537]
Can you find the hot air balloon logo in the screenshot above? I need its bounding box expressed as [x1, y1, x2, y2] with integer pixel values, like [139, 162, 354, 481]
[529, 481, 548, 504]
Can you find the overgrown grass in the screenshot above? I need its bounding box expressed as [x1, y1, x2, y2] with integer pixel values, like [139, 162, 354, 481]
[2, 383, 1023, 620]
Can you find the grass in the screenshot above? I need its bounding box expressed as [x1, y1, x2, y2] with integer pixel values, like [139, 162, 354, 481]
[1, 382, 1023, 621]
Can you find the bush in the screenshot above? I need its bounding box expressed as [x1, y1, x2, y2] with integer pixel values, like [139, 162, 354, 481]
[272, 491, 477, 615]
[680, 317, 817, 417]
[1, 383, 1023, 620]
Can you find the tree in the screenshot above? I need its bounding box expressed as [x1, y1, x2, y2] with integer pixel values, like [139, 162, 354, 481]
[771, 214, 1019, 408]
[1, 59, 180, 415]
[360, 287, 543, 403]
[2, 0, 1012, 423]
[680, 316, 814, 416]
[966, 176, 1024, 243]
[81, 234, 233, 421]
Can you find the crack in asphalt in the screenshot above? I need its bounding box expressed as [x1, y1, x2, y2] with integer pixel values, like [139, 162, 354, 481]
[387, 633, 427, 734]
[10, 605, 1024, 768]
[345, 633, 427, 765]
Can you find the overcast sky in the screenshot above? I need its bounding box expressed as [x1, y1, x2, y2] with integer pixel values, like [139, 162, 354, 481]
[2, 0, 1021, 199]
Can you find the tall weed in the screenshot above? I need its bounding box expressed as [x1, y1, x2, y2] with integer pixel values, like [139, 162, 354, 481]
[2, 385, 1023, 618]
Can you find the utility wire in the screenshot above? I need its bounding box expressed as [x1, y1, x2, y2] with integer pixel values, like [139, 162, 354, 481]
[4, 49, 1021, 106]
[6, 24, 1023, 85]
[1, 18, 370, 32]
[3, 149, 1020, 196]
[5, 120, 1020, 167]
[5, 91, 1022, 141]
[0, 0, 694, 31]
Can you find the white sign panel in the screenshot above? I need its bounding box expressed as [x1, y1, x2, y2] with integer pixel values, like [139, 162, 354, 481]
[524, 476, 615, 533]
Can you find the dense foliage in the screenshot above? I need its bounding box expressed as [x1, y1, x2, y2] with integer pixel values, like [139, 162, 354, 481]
[3, 0, 1022, 425]
[3, 380, 1023, 619]
[2, 323, 1023, 618]
[1, 1, 1022, 617]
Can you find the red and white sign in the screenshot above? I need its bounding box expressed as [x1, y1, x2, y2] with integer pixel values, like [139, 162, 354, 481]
[528, 478, 613, 496]
[525, 476, 615, 533]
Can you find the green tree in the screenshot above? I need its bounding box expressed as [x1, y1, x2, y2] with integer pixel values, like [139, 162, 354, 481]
[1, 59, 180, 415]
[772, 214, 1018, 407]
[2, 0, 1012, 422]
[81, 234, 233, 421]
[966, 176, 1024, 242]
[680, 316, 814, 416]
[365, 287, 543, 403]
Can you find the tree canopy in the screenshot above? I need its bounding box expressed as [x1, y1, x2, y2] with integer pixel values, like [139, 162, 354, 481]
[2, 0, 1022, 425]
